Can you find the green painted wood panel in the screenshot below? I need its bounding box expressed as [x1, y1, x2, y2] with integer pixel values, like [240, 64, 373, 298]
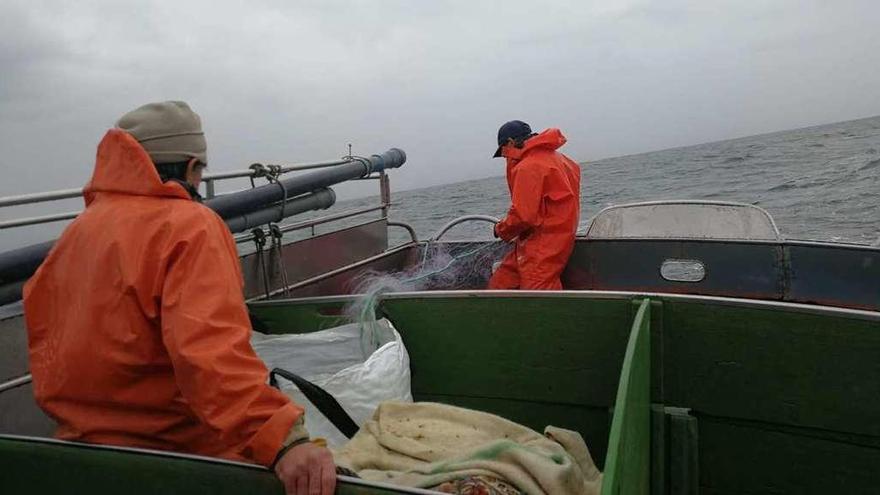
[666, 409, 698, 495]
[252, 295, 639, 474]
[601, 299, 651, 495]
[697, 417, 880, 495]
[650, 405, 667, 495]
[381, 296, 634, 407]
[660, 299, 880, 494]
[662, 300, 880, 436]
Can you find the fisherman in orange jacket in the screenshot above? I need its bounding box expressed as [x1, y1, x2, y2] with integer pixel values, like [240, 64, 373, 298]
[23, 101, 334, 495]
[488, 120, 581, 290]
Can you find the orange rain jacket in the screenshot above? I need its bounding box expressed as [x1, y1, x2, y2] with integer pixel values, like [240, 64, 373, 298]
[488, 128, 581, 290]
[23, 129, 303, 466]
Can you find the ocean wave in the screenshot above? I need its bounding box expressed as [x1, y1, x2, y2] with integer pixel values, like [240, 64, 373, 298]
[766, 176, 840, 192]
[858, 158, 880, 171]
[722, 156, 745, 164]
[767, 180, 797, 192]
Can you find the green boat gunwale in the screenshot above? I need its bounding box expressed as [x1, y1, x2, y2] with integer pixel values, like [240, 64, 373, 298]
[0, 434, 445, 495]
[249, 289, 880, 322]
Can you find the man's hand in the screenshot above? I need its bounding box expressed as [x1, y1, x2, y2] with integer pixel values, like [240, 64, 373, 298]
[274, 442, 336, 495]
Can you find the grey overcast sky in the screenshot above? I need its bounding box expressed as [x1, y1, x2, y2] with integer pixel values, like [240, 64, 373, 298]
[1, 0, 879, 199]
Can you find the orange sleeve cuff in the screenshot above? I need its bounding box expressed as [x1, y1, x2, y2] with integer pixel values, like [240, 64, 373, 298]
[245, 403, 305, 467]
[495, 218, 518, 242]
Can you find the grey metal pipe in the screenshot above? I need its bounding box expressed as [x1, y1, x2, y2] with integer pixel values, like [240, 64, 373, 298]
[0, 240, 55, 286]
[0, 191, 335, 305]
[0, 280, 25, 307]
[203, 159, 352, 181]
[0, 158, 364, 208]
[207, 148, 406, 219]
[225, 188, 336, 234]
[0, 148, 406, 294]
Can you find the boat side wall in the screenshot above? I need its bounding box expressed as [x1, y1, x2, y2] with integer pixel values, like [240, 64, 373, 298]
[562, 238, 880, 311]
[0, 312, 55, 436]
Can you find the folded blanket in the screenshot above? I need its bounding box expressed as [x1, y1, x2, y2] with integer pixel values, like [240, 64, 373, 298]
[333, 402, 602, 495]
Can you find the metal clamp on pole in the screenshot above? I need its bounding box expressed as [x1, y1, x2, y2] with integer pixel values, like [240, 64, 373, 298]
[349, 156, 373, 176]
[260, 165, 288, 223]
[248, 163, 269, 187]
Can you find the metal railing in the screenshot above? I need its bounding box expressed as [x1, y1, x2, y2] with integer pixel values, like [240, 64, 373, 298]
[0, 188, 84, 209]
[233, 204, 389, 244]
[0, 158, 392, 232]
[429, 215, 499, 242]
[0, 374, 31, 393]
[387, 221, 418, 244]
[0, 211, 80, 230]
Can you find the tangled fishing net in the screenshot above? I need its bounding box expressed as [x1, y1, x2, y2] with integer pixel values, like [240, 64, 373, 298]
[348, 240, 510, 354]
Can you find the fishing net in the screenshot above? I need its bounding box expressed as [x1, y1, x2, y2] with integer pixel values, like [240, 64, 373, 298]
[347, 240, 511, 354]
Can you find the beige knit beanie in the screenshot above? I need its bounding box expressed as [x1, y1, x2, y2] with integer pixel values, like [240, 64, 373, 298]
[115, 101, 207, 165]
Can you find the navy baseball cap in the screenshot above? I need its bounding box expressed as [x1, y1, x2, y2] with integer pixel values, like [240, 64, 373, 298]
[493, 120, 534, 157]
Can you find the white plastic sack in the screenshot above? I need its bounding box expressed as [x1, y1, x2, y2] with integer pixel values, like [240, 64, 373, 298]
[250, 319, 412, 448]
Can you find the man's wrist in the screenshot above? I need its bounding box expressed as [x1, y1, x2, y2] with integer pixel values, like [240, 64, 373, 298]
[272, 437, 311, 468]
[272, 415, 310, 468]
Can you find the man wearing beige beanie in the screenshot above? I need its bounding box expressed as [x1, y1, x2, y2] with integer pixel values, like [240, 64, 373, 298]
[115, 100, 209, 199]
[24, 101, 335, 495]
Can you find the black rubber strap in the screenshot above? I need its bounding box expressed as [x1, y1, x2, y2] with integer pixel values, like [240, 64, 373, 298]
[269, 368, 360, 439]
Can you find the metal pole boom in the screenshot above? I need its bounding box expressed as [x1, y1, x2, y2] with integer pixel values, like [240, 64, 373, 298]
[0, 148, 406, 302]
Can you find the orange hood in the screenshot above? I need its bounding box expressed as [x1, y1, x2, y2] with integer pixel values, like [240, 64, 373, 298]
[83, 129, 191, 206]
[523, 127, 567, 153]
[502, 128, 568, 161]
